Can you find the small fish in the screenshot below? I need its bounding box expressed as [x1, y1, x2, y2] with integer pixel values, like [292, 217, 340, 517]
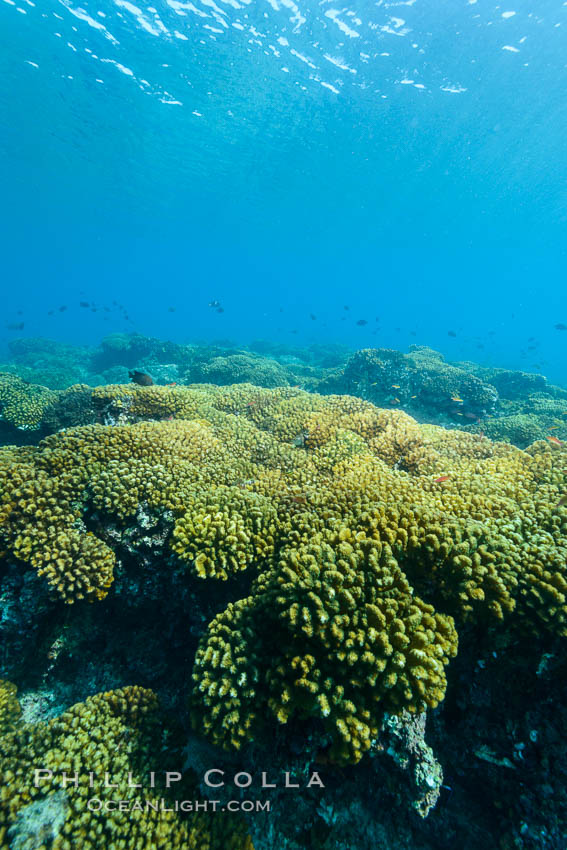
[59, 305, 67, 312]
[217, 307, 224, 313]
[555, 323, 567, 331]
[463, 412, 480, 421]
[344, 305, 350, 311]
[547, 436, 563, 446]
[392, 397, 401, 404]
[411, 395, 417, 399]
[289, 494, 308, 505]
[208, 300, 221, 308]
[79, 301, 89, 308]
[451, 396, 464, 403]
[310, 313, 317, 320]
[356, 319, 368, 326]
[166, 382, 177, 386]
[549, 426, 559, 430]
[168, 306, 176, 312]
[129, 370, 154, 387]
[434, 475, 450, 483]
[391, 384, 401, 389]
[448, 330, 457, 337]
[556, 495, 567, 507]
[6, 322, 24, 331]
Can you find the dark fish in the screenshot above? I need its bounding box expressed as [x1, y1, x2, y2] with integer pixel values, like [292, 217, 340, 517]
[59, 305, 67, 312]
[16, 310, 23, 315]
[6, 322, 24, 331]
[310, 313, 317, 320]
[48, 310, 54, 316]
[356, 319, 368, 326]
[80, 301, 89, 308]
[344, 305, 350, 310]
[555, 323, 567, 331]
[448, 330, 457, 337]
[129, 370, 153, 387]
[168, 306, 176, 312]
[209, 300, 221, 308]
[216, 307, 224, 313]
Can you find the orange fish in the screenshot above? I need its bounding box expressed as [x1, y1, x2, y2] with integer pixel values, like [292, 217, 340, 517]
[549, 426, 559, 430]
[451, 396, 464, 403]
[547, 436, 563, 446]
[434, 475, 450, 483]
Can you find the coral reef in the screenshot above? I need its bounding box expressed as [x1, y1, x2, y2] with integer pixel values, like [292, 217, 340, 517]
[187, 353, 292, 388]
[4, 335, 567, 452]
[321, 346, 498, 422]
[0, 374, 56, 431]
[0, 681, 21, 737]
[0, 686, 253, 850]
[1, 376, 567, 848]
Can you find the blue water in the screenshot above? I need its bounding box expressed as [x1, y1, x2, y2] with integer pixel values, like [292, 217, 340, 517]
[2, 0, 567, 382]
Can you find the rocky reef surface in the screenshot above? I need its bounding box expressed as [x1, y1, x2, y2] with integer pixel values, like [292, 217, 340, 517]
[0, 378, 566, 849]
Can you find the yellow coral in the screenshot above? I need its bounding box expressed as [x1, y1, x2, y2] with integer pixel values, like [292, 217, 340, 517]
[1, 382, 566, 767]
[0, 686, 253, 850]
[0, 373, 56, 431]
[0, 681, 21, 737]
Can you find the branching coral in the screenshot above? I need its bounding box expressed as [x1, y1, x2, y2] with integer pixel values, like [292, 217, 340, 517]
[0, 374, 56, 431]
[0, 686, 254, 850]
[1, 384, 566, 769]
[0, 681, 21, 737]
[192, 528, 458, 764]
